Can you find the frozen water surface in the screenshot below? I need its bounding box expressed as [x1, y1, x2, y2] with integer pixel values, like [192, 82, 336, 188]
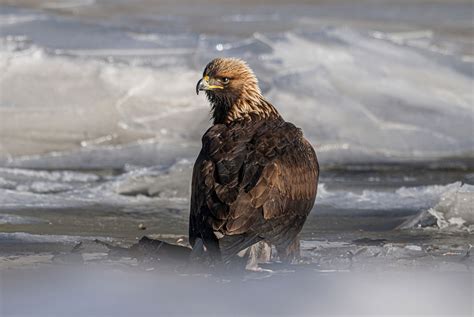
[0, 2, 472, 162]
[0, 1, 473, 315]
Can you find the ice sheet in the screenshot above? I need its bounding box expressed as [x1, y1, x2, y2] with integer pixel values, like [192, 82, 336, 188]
[1, 165, 472, 229]
[0, 5, 472, 166]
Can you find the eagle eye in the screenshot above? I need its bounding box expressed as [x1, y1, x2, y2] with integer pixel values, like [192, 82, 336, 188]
[221, 77, 230, 84]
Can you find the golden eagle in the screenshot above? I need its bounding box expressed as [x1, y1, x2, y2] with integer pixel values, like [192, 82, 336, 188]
[190, 58, 319, 264]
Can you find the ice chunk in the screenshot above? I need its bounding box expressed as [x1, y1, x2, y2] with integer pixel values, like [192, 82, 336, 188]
[428, 184, 474, 230]
[116, 160, 192, 198]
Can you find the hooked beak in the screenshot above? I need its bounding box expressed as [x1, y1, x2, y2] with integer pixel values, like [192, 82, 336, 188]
[196, 78, 205, 95]
[196, 76, 223, 95]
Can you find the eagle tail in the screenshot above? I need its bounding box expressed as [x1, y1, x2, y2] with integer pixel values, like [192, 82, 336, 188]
[218, 234, 263, 263]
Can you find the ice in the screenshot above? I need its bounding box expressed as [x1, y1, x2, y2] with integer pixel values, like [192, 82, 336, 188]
[317, 181, 473, 230]
[116, 159, 192, 198]
[0, 140, 200, 169]
[0, 167, 100, 195]
[0, 164, 190, 208]
[0, 232, 103, 244]
[0, 167, 99, 183]
[263, 30, 473, 162]
[427, 184, 474, 230]
[0, 11, 47, 27]
[0, 214, 43, 225]
[41, 0, 97, 10]
[1, 5, 473, 167]
[0, 3, 472, 239]
[316, 181, 467, 212]
[1, 161, 471, 228]
[0, 45, 208, 159]
[325, 181, 474, 230]
[0, 5, 472, 316]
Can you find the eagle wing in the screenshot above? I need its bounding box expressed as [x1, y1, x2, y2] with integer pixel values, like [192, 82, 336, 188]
[189, 120, 319, 259]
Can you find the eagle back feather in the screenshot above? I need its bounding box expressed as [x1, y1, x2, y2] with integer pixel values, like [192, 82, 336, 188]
[189, 117, 319, 258]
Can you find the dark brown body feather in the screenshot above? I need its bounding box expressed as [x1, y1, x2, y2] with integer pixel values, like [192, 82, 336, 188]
[189, 116, 319, 261]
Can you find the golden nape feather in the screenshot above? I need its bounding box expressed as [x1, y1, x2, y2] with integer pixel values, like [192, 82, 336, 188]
[191, 57, 319, 264]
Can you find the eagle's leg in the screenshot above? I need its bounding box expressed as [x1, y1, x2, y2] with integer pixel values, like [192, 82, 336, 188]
[276, 238, 300, 264]
[245, 241, 272, 271]
[189, 238, 205, 262]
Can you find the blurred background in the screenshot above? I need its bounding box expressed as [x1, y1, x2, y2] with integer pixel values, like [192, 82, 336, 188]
[0, 1, 473, 315]
[1, 0, 473, 166]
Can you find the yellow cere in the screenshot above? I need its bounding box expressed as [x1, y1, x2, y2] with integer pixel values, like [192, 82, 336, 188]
[202, 75, 223, 89]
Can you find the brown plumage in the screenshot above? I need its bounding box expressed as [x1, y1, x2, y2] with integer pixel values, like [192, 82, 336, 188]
[190, 58, 319, 263]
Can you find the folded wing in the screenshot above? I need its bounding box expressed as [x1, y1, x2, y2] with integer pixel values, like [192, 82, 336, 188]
[189, 120, 318, 260]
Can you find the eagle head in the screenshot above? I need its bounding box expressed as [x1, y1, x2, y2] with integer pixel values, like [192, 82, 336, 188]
[196, 58, 260, 98]
[196, 58, 278, 124]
